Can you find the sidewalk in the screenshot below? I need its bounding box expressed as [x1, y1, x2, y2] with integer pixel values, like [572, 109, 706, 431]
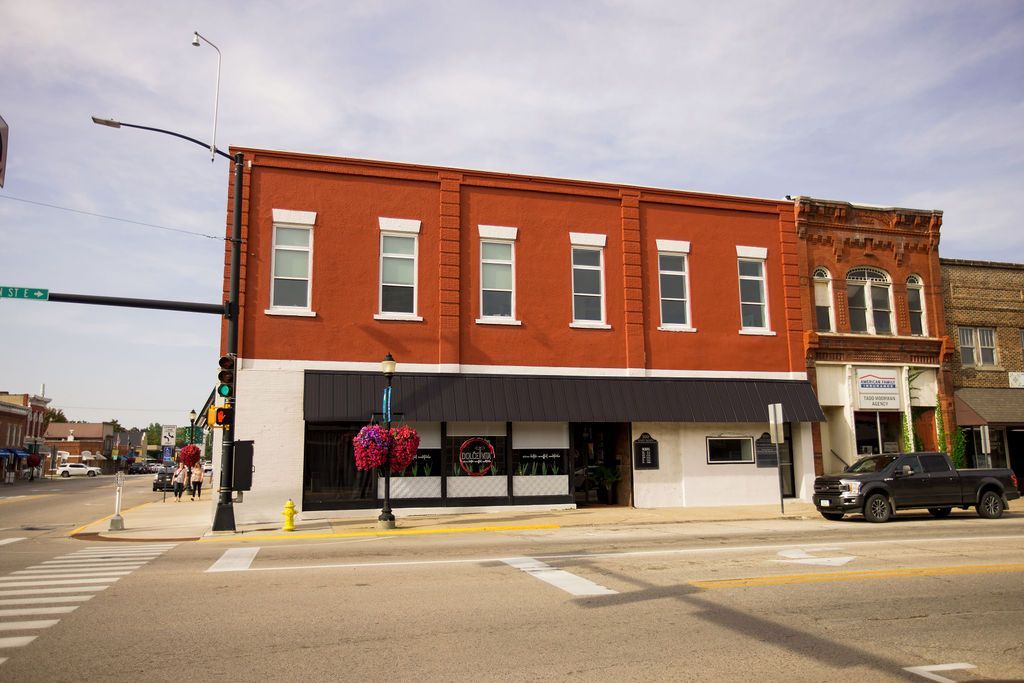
[69, 495, 1024, 543]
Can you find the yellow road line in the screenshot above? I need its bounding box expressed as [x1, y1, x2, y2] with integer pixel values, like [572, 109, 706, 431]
[0, 494, 52, 505]
[198, 523, 560, 542]
[691, 562, 1024, 589]
[66, 501, 156, 537]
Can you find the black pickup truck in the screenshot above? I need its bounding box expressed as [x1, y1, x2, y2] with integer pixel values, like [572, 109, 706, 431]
[813, 451, 1020, 523]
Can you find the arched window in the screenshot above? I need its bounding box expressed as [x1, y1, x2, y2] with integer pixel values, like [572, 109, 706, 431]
[812, 267, 834, 332]
[846, 267, 893, 334]
[906, 275, 926, 336]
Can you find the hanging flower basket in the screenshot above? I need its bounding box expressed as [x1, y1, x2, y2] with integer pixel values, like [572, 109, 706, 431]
[353, 424, 420, 473]
[180, 444, 201, 467]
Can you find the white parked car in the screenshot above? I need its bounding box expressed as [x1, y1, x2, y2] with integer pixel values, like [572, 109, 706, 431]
[57, 463, 102, 478]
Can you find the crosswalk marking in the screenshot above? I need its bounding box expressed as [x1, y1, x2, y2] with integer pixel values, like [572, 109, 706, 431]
[0, 596, 93, 606]
[0, 543, 176, 667]
[0, 607, 79, 617]
[0, 586, 110, 597]
[207, 548, 261, 573]
[0, 578, 123, 588]
[0, 636, 38, 648]
[0, 539, 26, 547]
[502, 557, 618, 596]
[0, 620, 59, 631]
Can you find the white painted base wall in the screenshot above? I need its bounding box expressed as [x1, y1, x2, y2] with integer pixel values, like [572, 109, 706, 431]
[631, 421, 815, 508]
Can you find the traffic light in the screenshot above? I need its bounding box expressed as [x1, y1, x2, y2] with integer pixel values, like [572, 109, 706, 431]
[217, 354, 236, 400]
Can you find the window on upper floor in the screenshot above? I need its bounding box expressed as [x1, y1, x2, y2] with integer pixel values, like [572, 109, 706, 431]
[477, 225, 519, 325]
[736, 246, 770, 334]
[846, 267, 893, 335]
[657, 239, 692, 331]
[268, 209, 317, 315]
[569, 232, 608, 328]
[959, 326, 997, 367]
[376, 217, 422, 321]
[906, 275, 927, 336]
[813, 267, 834, 332]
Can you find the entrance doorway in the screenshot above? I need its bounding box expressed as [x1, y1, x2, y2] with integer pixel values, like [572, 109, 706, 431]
[571, 423, 629, 505]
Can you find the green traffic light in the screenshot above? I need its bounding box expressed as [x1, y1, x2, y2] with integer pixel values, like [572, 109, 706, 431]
[217, 383, 231, 398]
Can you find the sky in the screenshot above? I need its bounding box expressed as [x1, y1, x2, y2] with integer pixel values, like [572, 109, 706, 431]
[1, 0, 1023, 430]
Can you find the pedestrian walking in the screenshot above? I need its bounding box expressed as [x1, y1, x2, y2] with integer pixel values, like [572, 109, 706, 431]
[172, 462, 188, 501]
[190, 462, 204, 500]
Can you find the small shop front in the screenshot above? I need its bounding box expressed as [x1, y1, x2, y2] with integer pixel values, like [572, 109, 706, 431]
[954, 388, 1024, 491]
[299, 371, 824, 514]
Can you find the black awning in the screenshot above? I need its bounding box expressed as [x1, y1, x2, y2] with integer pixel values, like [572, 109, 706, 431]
[304, 371, 825, 424]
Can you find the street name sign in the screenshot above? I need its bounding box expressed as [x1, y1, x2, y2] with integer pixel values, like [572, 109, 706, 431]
[1, 286, 49, 301]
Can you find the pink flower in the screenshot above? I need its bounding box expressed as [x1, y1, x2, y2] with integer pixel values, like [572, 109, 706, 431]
[353, 424, 420, 473]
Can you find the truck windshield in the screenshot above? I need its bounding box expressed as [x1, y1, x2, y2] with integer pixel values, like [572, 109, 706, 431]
[847, 455, 898, 473]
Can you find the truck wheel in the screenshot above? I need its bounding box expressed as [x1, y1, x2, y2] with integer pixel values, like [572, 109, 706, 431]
[820, 512, 845, 521]
[928, 507, 952, 518]
[864, 494, 892, 523]
[60, 471, 70, 478]
[977, 491, 1005, 519]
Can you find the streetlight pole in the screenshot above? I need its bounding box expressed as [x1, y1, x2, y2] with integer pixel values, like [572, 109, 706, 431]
[379, 353, 396, 529]
[191, 31, 221, 162]
[90, 117, 243, 533]
[189, 410, 197, 449]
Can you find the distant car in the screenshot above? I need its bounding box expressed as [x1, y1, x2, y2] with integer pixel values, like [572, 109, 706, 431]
[57, 463, 101, 478]
[152, 466, 175, 492]
[147, 462, 163, 473]
[127, 463, 149, 474]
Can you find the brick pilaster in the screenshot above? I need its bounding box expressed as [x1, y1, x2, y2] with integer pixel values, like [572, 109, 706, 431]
[621, 191, 646, 371]
[438, 173, 463, 367]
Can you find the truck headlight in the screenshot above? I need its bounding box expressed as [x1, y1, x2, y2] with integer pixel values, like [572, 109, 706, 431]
[840, 480, 860, 495]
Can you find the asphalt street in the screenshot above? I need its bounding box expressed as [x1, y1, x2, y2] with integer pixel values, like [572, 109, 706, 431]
[1, 476, 1022, 682]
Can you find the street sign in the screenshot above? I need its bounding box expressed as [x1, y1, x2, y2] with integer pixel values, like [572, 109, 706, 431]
[162, 446, 173, 462]
[1, 286, 49, 301]
[161, 425, 177, 447]
[768, 403, 784, 444]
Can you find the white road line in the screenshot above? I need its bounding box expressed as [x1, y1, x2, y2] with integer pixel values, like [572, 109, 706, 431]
[0, 578, 120, 588]
[66, 551, 167, 557]
[0, 636, 37, 648]
[0, 539, 26, 547]
[207, 548, 260, 573]
[0, 620, 60, 631]
[0, 607, 78, 617]
[227, 533, 1024, 574]
[0, 596, 93, 606]
[502, 557, 618, 596]
[0, 586, 108, 597]
[43, 558, 156, 564]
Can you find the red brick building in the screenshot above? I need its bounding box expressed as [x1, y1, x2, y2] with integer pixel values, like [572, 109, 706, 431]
[794, 198, 951, 475]
[218, 149, 825, 524]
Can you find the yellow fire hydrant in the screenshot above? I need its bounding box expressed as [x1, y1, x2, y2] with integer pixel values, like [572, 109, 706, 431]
[282, 499, 296, 532]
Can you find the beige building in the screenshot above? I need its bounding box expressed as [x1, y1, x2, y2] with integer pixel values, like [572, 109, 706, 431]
[942, 258, 1024, 488]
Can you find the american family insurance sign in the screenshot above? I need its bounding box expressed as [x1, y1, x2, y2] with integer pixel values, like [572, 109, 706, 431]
[856, 368, 900, 410]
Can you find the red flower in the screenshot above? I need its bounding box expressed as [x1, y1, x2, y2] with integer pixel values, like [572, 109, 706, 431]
[353, 424, 420, 473]
[180, 444, 201, 467]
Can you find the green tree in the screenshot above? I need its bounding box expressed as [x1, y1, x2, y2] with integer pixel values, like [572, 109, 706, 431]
[145, 423, 163, 447]
[951, 428, 967, 469]
[935, 394, 947, 453]
[107, 419, 124, 431]
[43, 408, 68, 431]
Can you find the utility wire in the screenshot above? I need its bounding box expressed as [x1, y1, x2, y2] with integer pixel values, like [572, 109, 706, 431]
[0, 194, 222, 240]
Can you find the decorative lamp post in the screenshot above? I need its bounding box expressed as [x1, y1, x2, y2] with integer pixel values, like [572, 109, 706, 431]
[189, 410, 198, 450]
[379, 352, 397, 529]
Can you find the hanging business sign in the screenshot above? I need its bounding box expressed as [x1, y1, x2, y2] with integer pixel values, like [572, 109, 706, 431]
[632, 433, 659, 470]
[458, 437, 495, 476]
[856, 368, 900, 410]
[755, 433, 778, 468]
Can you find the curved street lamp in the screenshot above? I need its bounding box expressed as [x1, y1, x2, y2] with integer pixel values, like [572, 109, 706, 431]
[191, 31, 221, 162]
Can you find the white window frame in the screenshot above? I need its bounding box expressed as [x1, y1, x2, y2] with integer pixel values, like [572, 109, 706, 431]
[706, 436, 755, 464]
[477, 225, 520, 325]
[736, 246, 773, 335]
[959, 326, 998, 367]
[375, 217, 422, 322]
[906, 275, 927, 336]
[266, 209, 316, 317]
[569, 232, 609, 329]
[656, 239, 694, 332]
[813, 267, 834, 332]
[846, 267, 894, 335]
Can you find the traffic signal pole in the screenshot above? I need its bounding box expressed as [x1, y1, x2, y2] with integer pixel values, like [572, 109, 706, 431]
[212, 152, 244, 533]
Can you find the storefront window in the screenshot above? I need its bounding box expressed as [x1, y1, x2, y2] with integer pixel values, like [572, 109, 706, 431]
[706, 437, 754, 464]
[854, 411, 902, 455]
